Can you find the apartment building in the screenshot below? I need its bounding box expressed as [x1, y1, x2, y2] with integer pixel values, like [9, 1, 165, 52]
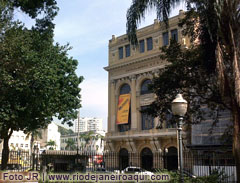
[74, 117, 103, 133]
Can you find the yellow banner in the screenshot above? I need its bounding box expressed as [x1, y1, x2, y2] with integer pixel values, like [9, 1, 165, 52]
[116, 94, 131, 125]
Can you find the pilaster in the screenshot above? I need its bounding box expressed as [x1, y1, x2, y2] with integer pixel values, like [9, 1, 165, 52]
[110, 80, 116, 132]
[130, 75, 137, 130]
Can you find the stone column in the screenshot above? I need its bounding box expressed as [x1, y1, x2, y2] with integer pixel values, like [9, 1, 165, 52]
[130, 75, 137, 130]
[110, 80, 116, 132]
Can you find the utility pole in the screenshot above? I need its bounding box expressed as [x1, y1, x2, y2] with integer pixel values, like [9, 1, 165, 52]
[77, 110, 80, 155]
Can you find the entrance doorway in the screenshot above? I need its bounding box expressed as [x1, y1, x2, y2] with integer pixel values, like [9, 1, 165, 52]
[164, 146, 178, 170]
[119, 148, 129, 170]
[141, 148, 153, 171]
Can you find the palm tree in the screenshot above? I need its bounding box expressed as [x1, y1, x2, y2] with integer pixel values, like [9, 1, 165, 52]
[84, 131, 94, 150]
[65, 138, 77, 151]
[79, 133, 87, 150]
[45, 140, 56, 150]
[79, 131, 96, 151]
[126, 0, 240, 181]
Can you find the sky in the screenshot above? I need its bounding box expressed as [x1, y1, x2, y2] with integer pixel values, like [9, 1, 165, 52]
[16, 0, 186, 131]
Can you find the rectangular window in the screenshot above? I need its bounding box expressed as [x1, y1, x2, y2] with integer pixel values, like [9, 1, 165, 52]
[125, 44, 131, 57]
[118, 47, 123, 59]
[141, 106, 154, 130]
[162, 32, 169, 46]
[139, 40, 145, 53]
[147, 37, 153, 51]
[166, 113, 176, 128]
[25, 144, 28, 148]
[171, 29, 178, 42]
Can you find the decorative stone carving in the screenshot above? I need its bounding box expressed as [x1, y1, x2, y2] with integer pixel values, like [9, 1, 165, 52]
[150, 138, 161, 152]
[128, 138, 137, 152]
[107, 140, 114, 151]
[130, 75, 137, 81]
[110, 79, 116, 85]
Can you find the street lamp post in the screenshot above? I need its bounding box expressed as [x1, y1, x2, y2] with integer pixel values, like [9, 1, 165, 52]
[171, 94, 188, 183]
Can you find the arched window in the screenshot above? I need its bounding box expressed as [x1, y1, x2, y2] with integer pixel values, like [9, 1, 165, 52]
[119, 148, 129, 170]
[164, 146, 178, 170]
[118, 84, 131, 132]
[141, 148, 153, 171]
[120, 84, 131, 95]
[140, 79, 152, 95]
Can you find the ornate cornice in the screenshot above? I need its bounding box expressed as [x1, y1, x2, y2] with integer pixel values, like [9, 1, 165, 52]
[104, 52, 162, 72]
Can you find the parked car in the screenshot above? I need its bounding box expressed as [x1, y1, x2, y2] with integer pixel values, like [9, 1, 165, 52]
[123, 166, 154, 176]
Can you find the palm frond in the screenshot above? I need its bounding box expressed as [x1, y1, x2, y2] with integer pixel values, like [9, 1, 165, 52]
[126, 0, 182, 45]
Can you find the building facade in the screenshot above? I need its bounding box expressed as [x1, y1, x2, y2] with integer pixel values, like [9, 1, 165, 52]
[0, 122, 61, 152]
[104, 11, 190, 171]
[8, 131, 31, 151]
[37, 122, 61, 151]
[74, 117, 103, 133]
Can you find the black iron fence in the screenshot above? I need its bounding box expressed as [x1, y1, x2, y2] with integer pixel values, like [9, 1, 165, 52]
[0, 150, 237, 182]
[0, 150, 40, 171]
[183, 151, 236, 182]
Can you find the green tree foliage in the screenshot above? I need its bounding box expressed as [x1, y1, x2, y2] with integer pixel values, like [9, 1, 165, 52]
[148, 41, 225, 128]
[58, 126, 74, 136]
[126, 0, 240, 181]
[79, 131, 102, 151]
[65, 138, 77, 151]
[0, 0, 83, 169]
[5, 0, 58, 18]
[45, 140, 56, 150]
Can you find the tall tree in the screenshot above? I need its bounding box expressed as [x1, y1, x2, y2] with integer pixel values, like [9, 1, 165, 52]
[45, 140, 56, 150]
[0, 0, 82, 169]
[79, 131, 97, 151]
[127, 0, 240, 181]
[65, 138, 77, 151]
[83, 131, 95, 150]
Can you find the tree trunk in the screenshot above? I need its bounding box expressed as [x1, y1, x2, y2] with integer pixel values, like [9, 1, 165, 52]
[1, 129, 13, 170]
[232, 100, 240, 183]
[30, 133, 34, 155]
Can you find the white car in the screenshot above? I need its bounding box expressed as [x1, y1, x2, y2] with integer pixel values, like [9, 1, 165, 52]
[123, 166, 154, 176]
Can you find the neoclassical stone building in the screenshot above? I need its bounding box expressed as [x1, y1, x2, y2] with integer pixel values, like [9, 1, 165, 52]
[104, 10, 190, 171]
